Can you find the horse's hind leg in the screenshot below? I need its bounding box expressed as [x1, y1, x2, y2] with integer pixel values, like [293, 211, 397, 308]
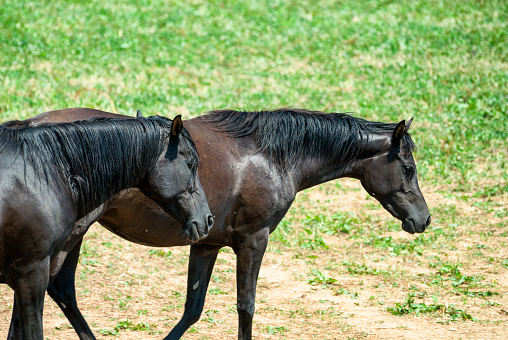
[47, 239, 96, 340]
[165, 244, 221, 340]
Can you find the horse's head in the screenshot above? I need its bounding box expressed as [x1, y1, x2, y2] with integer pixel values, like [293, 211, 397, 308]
[358, 119, 430, 234]
[141, 115, 213, 242]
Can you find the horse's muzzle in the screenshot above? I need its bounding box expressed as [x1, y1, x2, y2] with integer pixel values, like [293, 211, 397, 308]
[402, 216, 431, 234]
[185, 214, 214, 242]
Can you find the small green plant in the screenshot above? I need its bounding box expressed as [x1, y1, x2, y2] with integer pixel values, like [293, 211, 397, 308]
[208, 287, 228, 295]
[307, 269, 337, 286]
[387, 293, 477, 322]
[473, 184, 508, 198]
[98, 319, 155, 336]
[342, 261, 384, 276]
[80, 242, 100, 266]
[118, 296, 132, 311]
[264, 325, 289, 335]
[147, 249, 172, 258]
[335, 288, 359, 299]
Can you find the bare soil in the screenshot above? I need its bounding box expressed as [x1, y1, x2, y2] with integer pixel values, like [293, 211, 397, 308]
[1, 179, 507, 339]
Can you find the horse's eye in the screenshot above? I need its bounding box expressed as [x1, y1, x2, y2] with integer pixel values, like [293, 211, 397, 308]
[403, 165, 414, 178]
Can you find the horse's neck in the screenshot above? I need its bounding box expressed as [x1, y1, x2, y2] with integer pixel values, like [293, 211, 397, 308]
[293, 134, 389, 192]
[293, 158, 357, 192]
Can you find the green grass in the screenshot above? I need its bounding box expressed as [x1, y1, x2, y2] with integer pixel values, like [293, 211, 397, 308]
[1, 0, 506, 186]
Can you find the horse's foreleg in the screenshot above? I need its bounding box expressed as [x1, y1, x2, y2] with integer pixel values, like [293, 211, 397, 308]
[47, 239, 96, 340]
[234, 227, 270, 340]
[9, 260, 49, 340]
[165, 244, 221, 340]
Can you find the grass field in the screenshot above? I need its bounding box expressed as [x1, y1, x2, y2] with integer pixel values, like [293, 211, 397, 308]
[0, 0, 507, 339]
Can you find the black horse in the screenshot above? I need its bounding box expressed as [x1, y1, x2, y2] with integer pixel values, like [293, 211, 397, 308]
[0, 115, 213, 339]
[14, 108, 430, 339]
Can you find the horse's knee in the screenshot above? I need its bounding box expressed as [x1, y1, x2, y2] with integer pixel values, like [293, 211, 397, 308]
[183, 304, 204, 325]
[237, 301, 255, 321]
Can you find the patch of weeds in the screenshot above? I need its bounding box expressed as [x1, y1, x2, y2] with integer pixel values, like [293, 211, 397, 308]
[147, 249, 172, 258]
[208, 287, 228, 295]
[54, 323, 73, 330]
[264, 325, 289, 335]
[99, 319, 157, 336]
[307, 268, 337, 286]
[363, 234, 425, 256]
[335, 287, 359, 299]
[364, 226, 450, 255]
[301, 211, 363, 236]
[118, 296, 133, 310]
[315, 307, 342, 316]
[289, 308, 310, 318]
[298, 225, 329, 250]
[211, 274, 223, 283]
[430, 261, 485, 290]
[472, 201, 498, 213]
[337, 320, 353, 332]
[77, 288, 90, 297]
[272, 219, 329, 250]
[494, 208, 508, 218]
[98, 328, 119, 336]
[473, 184, 508, 198]
[387, 293, 477, 322]
[453, 288, 499, 299]
[80, 242, 100, 266]
[273, 211, 366, 249]
[342, 261, 385, 276]
[430, 204, 468, 228]
[187, 326, 199, 333]
[203, 309, 222, 326]
[171, 290, 183, 299]
[347, 331, 369, 339]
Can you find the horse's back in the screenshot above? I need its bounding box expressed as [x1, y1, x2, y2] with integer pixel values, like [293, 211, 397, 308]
[30, 108, 128, 125]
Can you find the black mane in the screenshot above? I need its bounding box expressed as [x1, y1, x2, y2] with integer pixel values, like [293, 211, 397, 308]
[0, 116, 191, 217]
[202, 108, 415, 171]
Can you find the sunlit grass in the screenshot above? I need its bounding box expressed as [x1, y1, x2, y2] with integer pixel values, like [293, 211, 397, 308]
[0, 0, 506, 186]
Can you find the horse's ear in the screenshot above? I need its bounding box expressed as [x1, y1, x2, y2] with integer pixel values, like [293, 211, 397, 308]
[171, 115, 183, 139]
[136, 110, 144, 118]
[392, 119, 406, 145]
[405, 118, 413, 132]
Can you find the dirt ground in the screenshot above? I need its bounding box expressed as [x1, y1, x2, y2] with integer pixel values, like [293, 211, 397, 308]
[0, 179, 507, 339]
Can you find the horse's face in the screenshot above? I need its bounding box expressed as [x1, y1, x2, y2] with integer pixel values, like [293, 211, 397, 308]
[359, 119, 431, 234]
[141, 116, 213, 242]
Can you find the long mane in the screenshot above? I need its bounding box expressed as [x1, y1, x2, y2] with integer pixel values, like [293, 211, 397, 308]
[201, 108, 415, 171]
[0, 116, 177, 216]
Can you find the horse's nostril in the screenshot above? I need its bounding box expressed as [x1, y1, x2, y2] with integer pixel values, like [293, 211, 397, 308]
[426, 216, 431, 227]
[207, 215, 214, 228]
